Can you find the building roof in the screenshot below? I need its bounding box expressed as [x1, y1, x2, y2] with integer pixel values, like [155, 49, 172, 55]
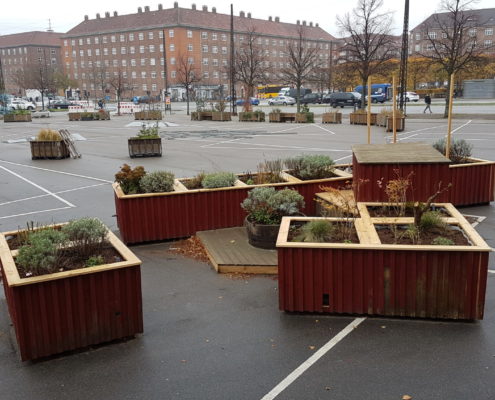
[0, 31, 63, 48]
[65, 6, 335, 41]
[412, 7, 495, 31]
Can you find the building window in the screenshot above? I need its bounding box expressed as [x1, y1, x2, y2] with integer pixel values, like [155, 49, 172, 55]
[212, 59, 218, 66]
[187, 30, 193, 38]
[103, 36, 107, 43]
[160, 44, 164, 52]
[212, 46, 218, 53]
[169, 29, 174, 37]
[37, 47, 42, 53]
[131, 59, 136, 66]
[469, 28, 477, 37]
[65, 50, 69, 57]
[485, 40, 493, 48]
[221, 47, 227, 54]
[139, 32, 144, 40]
[95, 49, 100, 56]
[265, 39, 269, 45]
[130, 46, 135, 54]
[188, 57, 193, 64]
[64, 40, 68, 46]
[222, 59, 228, 66]
[221, 34, 227, 41]
[428, 31, 436, 39]
[160, 57, 164, 65]
[80, 61, 85, 68]
[149, 45, 155, 52]
[212, 33, 217, 40]
[171, 71, 176, 78]
[113, 59, 118, 67]
[119, 34, 125, 42]
[121, 47, 126, 54]
[486, 28, 494, 36]
[112, 48, 117, 55]
[170, 57, 176, 65]
[104, 60, 109, 67]
[141, 59, 146, 66]
[213, 71, 219, 79]
[122, 59, 127, 66]
[159, 30, 163, 39]
[87, 49, 92, 56]
[203, 71, 209, 78]
[141, 71, 146, 78]
[72, 50, 76, 57]
[148, 32, 153, 40]
[203, 58, 209, 65]
[202, 45, 208, 52]
[442, 32, 448, 38]
[79, 39, 83, 45]
[222, 72, 228, 79]
[150, 58, 156, 65]
[143, 84, 147, 90]
[188, 44, 193, 51]
[79, 50, 84, 57]
[71, 39, 75, 46]
[151, 71, 157, 78]
[415, 44, 420, 52]
[140, 46, 145, 53]
[132, 71, 137, 78]
[111, 35, 116, 43]
[272, 39, 277, 45]
[152, 84, 157, 91]
[129, 33, 134, 41]
[170, 44, 175, 51]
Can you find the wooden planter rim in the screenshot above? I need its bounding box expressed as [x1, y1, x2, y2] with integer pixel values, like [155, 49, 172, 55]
[114, 164, 353, 199]
[276, 203, 492, 252]
[449, 157, 495, 168]
[0, 226, 141, 287]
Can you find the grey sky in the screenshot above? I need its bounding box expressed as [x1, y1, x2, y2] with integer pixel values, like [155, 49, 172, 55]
[1, 0, 494, 36]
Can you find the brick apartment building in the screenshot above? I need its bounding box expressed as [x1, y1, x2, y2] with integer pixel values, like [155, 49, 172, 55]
[0, 31, 63, 95]
[410, 7, 495, 56]
[62, 2, 335, 101]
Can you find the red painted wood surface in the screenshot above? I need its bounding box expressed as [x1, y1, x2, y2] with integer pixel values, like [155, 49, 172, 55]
[115, 179, 348, 244]
[449, 163, 495, 206]
[278, 247, 488, 320]
[353, 154, 451, 203]
[1, 266, 143, 361]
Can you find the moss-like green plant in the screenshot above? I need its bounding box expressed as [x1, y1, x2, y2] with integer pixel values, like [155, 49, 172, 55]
[115, 164, 146, 194]
[86, 255, 105, 267]
[296, 220, 335, 242]
[201, 172, 236, 188]
[284, 154, 335, 180]
[241, 187, 305, 225]
[140, 170, 175, 193]
[433, 138, 473, 164]
[432, 236, 454, 246]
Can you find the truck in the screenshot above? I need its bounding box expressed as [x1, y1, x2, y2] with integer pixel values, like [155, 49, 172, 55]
[354, 83, 391, 103]
[278, 87, 312, 100]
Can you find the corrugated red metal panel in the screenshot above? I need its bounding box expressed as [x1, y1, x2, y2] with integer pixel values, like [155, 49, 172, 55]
[2, 266, 143, 361]
[115, 178, 348, 244]
[449, 163, 495, 206]
[278, 247, 488, 320]
[353, 154, 452, 203]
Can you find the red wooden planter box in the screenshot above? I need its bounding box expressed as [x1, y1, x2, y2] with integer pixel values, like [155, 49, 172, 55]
[114, 168, 352, 244]
[277, 210, 491, 320]
[0, 228, 143, 361]
[448, 158, 495, 206]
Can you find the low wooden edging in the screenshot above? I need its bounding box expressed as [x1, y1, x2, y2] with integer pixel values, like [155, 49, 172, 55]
[114, 166, 352, 244]
[349, 112, 377, 125]
[134, 111, 162, 120]
[276, 205, 491, 320]
[269, 112, 296, 123]
[4, 114, 32, 122]
[128, 138, 162, 158]
[30, 140, 70, 160]
[238, 112, 265, 122]
[0, 227, 143, 361]
[322, 113, 342, 124]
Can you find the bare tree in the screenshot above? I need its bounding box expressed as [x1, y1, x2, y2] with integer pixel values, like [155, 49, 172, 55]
[278, 26, 323, 112]
[232, 27, 270, 111]
[419, 0, 493, 117]
[108, 68, 133, 116]
[337, 0, 397, 108]
[174, 53, 202, 115]
[52, 71, 78, 98]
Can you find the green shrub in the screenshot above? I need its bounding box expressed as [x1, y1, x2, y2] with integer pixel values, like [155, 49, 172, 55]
[134, 123, 159, 139]
[62, 218, 108, 259]
[201, 172, 236, 188]
[16, 229, 67, 275]
[86, 255, 105, 267]
[140, 171, 175, 193]
[115, 164, 146, 194]
[284, 154, 335, 180]
[296, 220, 335, 242]
[419, 211, 446, 232]
[433, 138, 472, 164]
[432, 236, 454, 246]
[241, 187, 305, 225]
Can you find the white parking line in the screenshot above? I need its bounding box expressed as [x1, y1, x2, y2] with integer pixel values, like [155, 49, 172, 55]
[0, 206, 73, 220]
[260, 317, 366, 400]
[312, 124, 336, 135]
[488, 270, 495, 275]
[0, 165, 75, 208]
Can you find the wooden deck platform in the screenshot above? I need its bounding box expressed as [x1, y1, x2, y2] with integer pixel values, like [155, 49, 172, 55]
[197, 227, 278, 274]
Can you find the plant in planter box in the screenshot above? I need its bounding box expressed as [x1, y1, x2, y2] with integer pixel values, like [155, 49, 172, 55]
[433, 138, 472, 164]
[128, 123, 163, 158]
[140, 170, 175, 193]
[201, 172, 236, 188]
[30, 128, 69, 159]
[241, 187, 304, 249]
[115, 164, 146, 194]
[296, 104, 314, 123]
[284, 154, 335, 180]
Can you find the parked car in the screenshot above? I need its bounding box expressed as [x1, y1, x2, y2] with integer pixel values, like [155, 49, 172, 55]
[300, 93, 322, 104]
[236, 97, 260, 106]
[365, 93, 387, 103]
[8, 99, 35, 110]
[396, 91, 420, 102]
[323, 92, 361, 108]
[49, 99, 71, 109]
[268, 96, 296, 106]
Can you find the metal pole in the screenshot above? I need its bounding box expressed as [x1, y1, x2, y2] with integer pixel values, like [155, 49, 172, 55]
[393, 75, 397, 142]
[367, 76, 371, 144]
[161, 28, 170, 113]
[398, 0, 409, 113]
[230, 4, 237, 115]
[446, 73, 455, 160]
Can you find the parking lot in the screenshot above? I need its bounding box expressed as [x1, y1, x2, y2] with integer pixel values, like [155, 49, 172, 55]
[1, 109, 495, 399]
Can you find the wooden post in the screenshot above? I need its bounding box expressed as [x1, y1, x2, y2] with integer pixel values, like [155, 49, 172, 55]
[392, 75, 397, 143]
[367, 76, 371, 144]
[446, 73, 455, 160]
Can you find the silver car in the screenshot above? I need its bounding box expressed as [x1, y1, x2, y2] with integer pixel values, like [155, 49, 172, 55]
[268, 96, 296, 106]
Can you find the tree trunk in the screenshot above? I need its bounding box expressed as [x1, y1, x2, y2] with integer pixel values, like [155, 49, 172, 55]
[117, 90, 121, 116]
[443, 78, 450, 118]
[186, 89, 190, 116]
[361, 78, 367, 109]
[296, 84, 301, 113]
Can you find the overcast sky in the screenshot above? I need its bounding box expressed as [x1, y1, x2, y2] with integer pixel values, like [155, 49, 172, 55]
[2, 0, 494, 37]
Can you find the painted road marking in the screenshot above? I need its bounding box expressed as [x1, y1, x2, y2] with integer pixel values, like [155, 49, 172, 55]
[260, 317, 366, 400]
[0, 165, 75, 208]
[0, 207, 73, 220]
[489, 270, 495, 274]
[312, 124, 336, 135]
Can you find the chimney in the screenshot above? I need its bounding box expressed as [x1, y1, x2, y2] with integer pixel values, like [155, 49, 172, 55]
[138, 7, 142, 13]
[247, 12, 251, 18]
[174, 2, 178, 8]
[302, 20, 307, 26]
[202, 5, 208, 11]
[113, 11, 118, 17]
[145, 6, 150, 12]
[240, 11, 245, 18]
[105, 12, 110, 18]
[309, 22, 313, 27]
[212, 7, 216, 13]
[96, 13, 101, 19]
[275, 16, 279, 22]
[268, 16, 272, 21]
[158, 4, 163, 10]
[192, 3, 196, 10]
[84, 15, 89, 21]
[316, 23, 319, 27]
